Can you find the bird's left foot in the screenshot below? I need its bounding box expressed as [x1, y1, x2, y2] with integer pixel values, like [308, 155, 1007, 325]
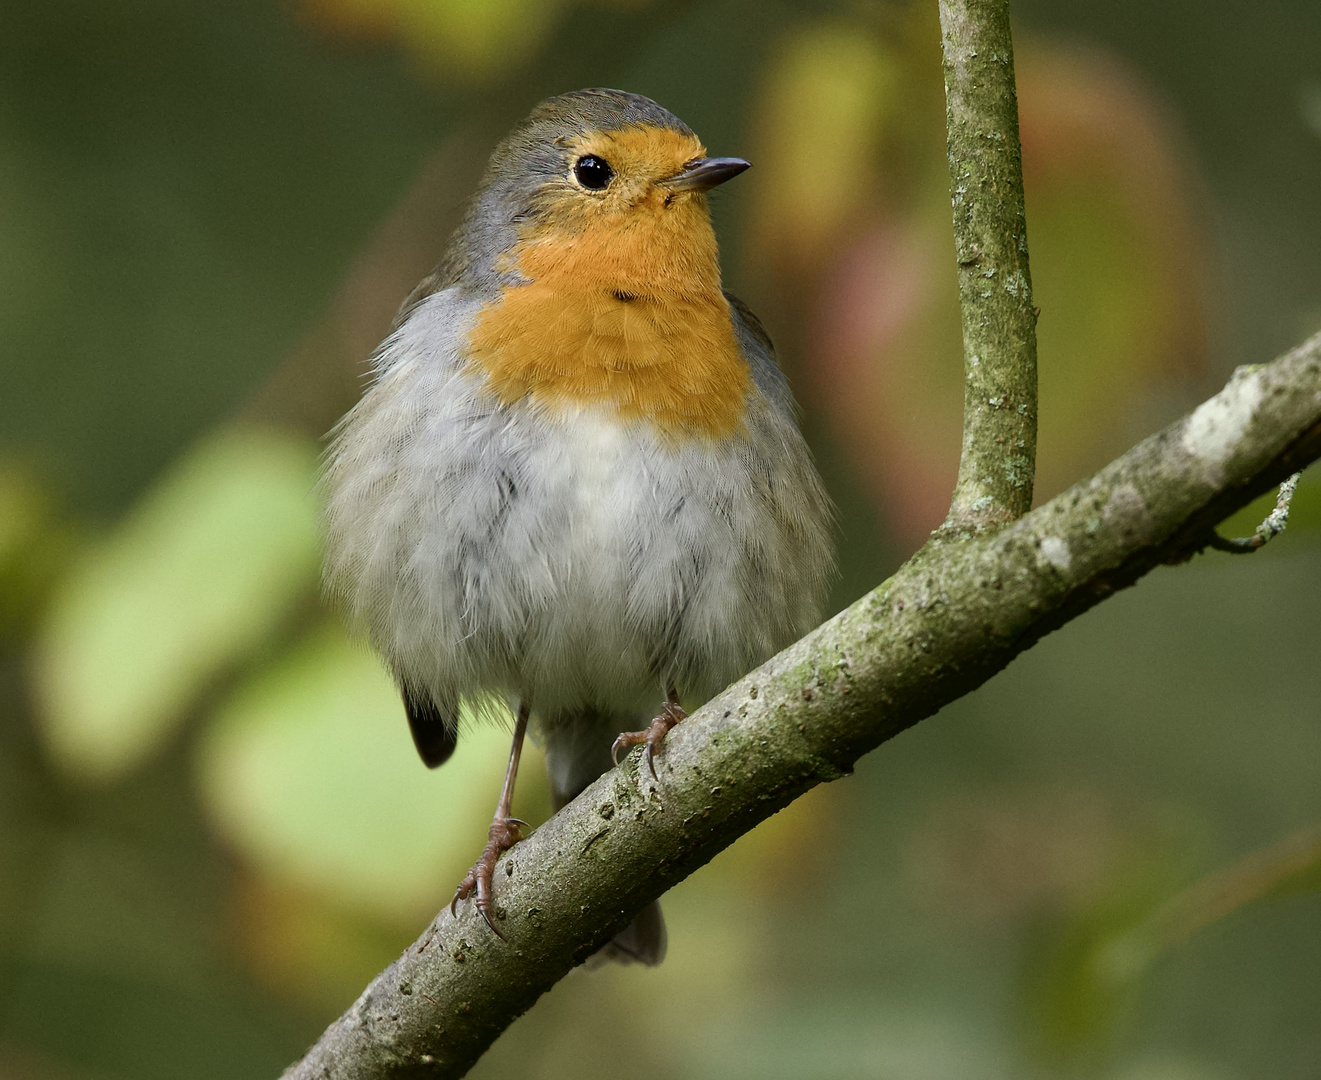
[450, 815, 527, 937]
[611, 699, 687, 780]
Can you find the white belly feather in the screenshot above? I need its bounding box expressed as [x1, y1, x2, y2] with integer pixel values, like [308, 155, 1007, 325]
[322, 289, 832, 727]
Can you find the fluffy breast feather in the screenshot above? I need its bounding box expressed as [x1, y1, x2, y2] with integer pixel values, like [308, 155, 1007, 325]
[322, 287, 833, 725]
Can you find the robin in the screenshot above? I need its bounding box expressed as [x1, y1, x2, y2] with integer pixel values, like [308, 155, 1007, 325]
[322, 88, 834, 965]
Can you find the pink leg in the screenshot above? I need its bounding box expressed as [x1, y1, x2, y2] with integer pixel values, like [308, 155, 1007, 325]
[451, 703, 529, 937]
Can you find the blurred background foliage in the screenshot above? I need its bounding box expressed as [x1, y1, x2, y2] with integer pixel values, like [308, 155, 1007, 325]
[1, 0, 1319, 1077]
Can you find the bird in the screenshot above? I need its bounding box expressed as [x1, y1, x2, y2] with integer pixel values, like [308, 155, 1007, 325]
[322, 88, 834, 965]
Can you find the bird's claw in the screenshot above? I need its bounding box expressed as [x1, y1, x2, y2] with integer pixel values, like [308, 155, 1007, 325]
[611, 700, 687, 779]
[450, 816, 526, 937]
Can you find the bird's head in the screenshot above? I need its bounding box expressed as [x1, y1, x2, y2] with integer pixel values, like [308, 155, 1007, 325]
[456, 89, 750, 298]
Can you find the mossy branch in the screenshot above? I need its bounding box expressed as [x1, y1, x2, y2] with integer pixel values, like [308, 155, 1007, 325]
[938, 0, 1039, 534]
[284, 334, 1321, 1079]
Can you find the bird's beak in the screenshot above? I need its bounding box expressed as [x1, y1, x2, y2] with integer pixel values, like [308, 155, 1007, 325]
[660, 156, 752, 192]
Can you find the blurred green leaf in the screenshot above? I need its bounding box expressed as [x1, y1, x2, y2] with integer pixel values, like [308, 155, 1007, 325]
[31, 426, 322, 783]
[397, 0, 564, 80]
[749, 24, 900, 273]
[197, 622, 548, 925]
[1021, 826, 1321, 1069]
[1020, 857, 1179, 1070]
[297, 0, 658, 82]
[1140, 825, 1321, 949]
[0, 462, 74, 644]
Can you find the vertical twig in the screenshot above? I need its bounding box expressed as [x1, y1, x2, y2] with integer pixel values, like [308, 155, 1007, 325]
[938, 0, 1039, 535]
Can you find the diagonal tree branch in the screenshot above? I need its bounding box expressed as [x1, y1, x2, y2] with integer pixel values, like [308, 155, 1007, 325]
[939, 0, 1039, 534]
[284, 336, 1321, 1078]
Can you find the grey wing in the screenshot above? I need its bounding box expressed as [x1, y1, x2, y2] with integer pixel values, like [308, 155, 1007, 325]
[322, 287, 516, 745]
[724, 290, 797, 418]
[724, 290, 837, 642]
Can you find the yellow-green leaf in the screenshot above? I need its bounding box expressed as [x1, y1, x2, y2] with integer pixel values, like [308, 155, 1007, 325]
[197, 622, 547, 925]
[32, 426, 322, 782]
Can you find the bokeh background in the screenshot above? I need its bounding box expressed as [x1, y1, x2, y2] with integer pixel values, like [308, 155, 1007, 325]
[2, 0, 1319, 1077]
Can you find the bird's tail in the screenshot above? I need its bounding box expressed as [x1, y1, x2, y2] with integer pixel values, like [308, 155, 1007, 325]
[588, 899, 667, 967]
[545, 706, 668, 967]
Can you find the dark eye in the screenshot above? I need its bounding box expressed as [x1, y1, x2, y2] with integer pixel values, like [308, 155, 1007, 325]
[573, 155, 614, 190]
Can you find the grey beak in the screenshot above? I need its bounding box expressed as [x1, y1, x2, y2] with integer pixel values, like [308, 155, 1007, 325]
[661, 156, 752, 192]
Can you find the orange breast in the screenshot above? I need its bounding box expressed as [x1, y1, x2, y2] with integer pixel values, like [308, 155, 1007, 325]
[464, 194, 751, 440]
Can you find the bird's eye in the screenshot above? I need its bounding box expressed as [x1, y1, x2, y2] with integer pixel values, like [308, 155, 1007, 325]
[573, 155, 614, 190]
